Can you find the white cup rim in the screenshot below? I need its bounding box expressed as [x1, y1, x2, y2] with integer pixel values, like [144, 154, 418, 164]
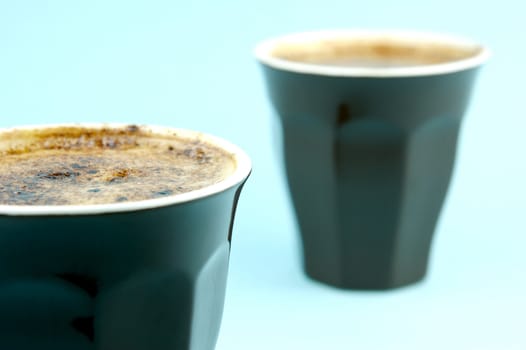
[254, 29, 490, 77]
[0, 123, 252, 216]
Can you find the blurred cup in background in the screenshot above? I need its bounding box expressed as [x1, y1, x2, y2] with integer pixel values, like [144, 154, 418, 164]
[256, 30, 489, 290]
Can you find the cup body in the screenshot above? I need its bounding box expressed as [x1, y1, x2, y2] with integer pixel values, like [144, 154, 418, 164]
[0, 124, 251, 349]
[256, 30, 488, 289]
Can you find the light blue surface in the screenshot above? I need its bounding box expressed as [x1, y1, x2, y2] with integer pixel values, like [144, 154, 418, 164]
[1, 1, 525, 349]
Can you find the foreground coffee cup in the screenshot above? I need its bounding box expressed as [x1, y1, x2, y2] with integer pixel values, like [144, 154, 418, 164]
[0, 124, 251, 349]
[255, 30, 489, 289]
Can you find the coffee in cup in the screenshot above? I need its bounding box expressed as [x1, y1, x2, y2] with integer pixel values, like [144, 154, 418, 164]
[256, 30, 489, 289]
[0, 123, 251, 350]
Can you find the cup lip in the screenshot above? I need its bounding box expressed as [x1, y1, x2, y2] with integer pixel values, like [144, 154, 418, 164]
[254, 29, 490, 78]
[0, 123, 252, 217]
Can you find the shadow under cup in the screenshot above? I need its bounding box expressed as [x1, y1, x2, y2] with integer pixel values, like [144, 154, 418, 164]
[0, 124, 251, 350]
[256, 30, 489, 290]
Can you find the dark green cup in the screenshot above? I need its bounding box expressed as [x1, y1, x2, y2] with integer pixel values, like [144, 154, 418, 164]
[0, 124, 251, 349]
[256, 30, 489, 290]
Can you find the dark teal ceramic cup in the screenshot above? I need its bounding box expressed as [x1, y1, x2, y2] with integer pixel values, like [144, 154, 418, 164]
[0, 124, 251, 349]
[256, 30, 489, 290]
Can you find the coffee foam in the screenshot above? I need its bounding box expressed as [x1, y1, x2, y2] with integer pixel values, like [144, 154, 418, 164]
[271, 37, 482, 67]
[0, 125, 236, 206]
[255, 30, 489, 77]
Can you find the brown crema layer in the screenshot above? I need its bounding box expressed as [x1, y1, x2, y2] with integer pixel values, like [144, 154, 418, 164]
[271, 37, 482, 67]
[0, 125, 235, 205]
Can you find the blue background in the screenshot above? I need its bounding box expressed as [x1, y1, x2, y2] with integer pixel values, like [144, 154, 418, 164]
[1, 1, 525, 349]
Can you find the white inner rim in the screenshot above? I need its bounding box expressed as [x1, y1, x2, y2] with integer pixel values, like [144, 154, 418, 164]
[254, 29, 490, 77]
[0, 123, 252, 216]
